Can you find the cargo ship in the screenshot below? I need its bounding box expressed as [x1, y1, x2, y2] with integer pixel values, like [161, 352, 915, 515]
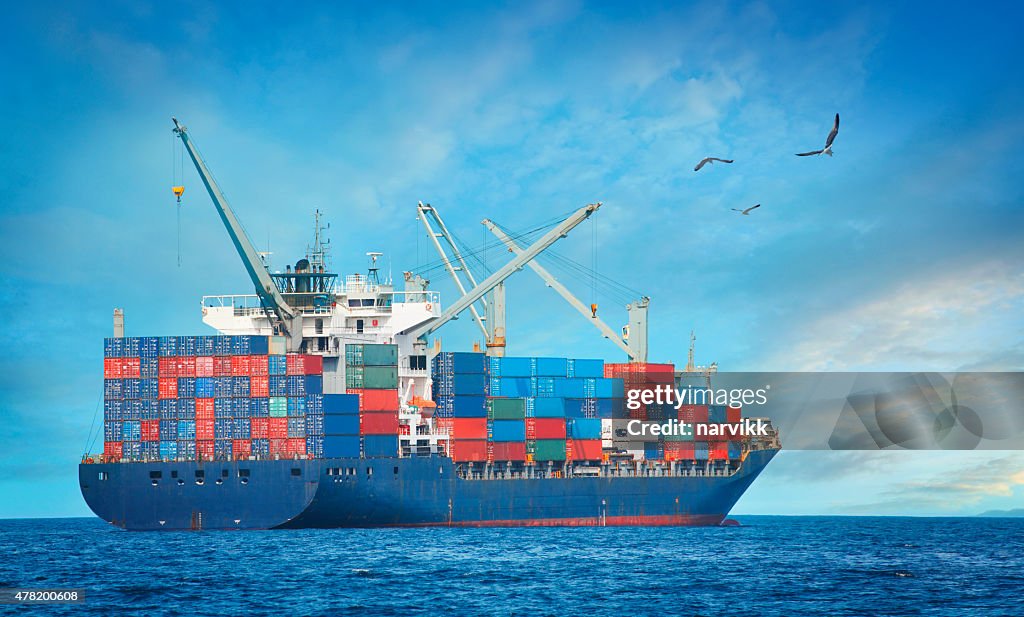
[79, 119, 780, 530]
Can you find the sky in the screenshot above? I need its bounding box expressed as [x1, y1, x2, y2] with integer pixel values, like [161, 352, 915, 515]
[1, 1, 1022, 518]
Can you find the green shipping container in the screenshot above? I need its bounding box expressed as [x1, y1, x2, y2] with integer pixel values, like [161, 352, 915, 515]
[487, 398, 527, 420]
[663, 429, 695, 442]
[534, 439, 566, 461]
[269, 397, 288, 417]
[345, 344, 398, 367]
[346, 366, 399, 389]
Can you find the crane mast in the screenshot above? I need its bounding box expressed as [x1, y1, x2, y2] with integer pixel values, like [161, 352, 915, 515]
[171, 118, 303, 351]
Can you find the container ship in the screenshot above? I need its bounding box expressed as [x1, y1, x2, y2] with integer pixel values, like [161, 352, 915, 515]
[79, 119, 780, 530]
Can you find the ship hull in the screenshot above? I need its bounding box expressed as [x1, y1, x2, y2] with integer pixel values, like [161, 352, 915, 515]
[80, 449, 775, 531]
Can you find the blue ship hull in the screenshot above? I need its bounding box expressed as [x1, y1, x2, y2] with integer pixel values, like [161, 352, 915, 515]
[79, 449, 776, 531]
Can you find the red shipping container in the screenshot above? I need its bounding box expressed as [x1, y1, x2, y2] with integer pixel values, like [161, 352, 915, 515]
[491, 441, 527, 461]
[141, 420, 159, 441]
[249, 355, 269, 376]
[196, 440, 215, 460]
[726, 406, 742, 424]
[103, 358, 122, 379]
[121, 357, 140, 379]
[361, 412, 399, 435]
[570, 439, 603, 461]
[287, 438, 307, 456]
[195, 356, 215, 377]
[458, 418, 489, 438]
[451, 439, 488, 462]
[233, 439, 252, 458]
[178, 356, 196, 377]
[196, 419, 215, 440]
[158, 377, 178, 399]
[664, 442, 695, 461]
[360, 389, 399, 411]
[213, 356, 233, 377]
[530, 418, 566, 440]
[158, 357, 177, 377]
[103, 441, 123, 460]
[709, 442, 729, 460]
[250, 375, 269, 398]
[269, 438, 289, 456]
[269, 417, 289, 439]
[250, 417, 269, 439]
[434, 417, 454, 436]
[231, 355, 251, 377]
[678, 405, 709, 424]
[195, 398, 215, 419]
[287, 354, 323, 376]
[452, 418, 487, 439]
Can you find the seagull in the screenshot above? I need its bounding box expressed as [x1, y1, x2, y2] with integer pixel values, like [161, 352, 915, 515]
[731, 204, 761, 215]
[694, 157, 734, 171]
[796, 113, 840, 156]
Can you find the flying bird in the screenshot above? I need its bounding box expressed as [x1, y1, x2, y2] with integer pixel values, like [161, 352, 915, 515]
[694, 157, 734, 171]
[731, 204, 761, 215]
[796, 113, 840, 156]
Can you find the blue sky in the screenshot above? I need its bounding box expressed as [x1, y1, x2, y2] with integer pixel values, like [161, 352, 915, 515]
[1, 1, 1022, 518]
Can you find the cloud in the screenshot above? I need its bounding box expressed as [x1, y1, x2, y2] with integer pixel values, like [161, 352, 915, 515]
[766, 260, 1024, 371]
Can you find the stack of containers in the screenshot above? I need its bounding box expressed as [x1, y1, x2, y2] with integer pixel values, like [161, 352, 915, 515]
[604, 362, 675, 461]
[346, 344, 400, 458]
[481, 356, 620, 464]
[432, 352, 488, 462]
[103, 335, 323, 462]
[322, 393, 360, 458]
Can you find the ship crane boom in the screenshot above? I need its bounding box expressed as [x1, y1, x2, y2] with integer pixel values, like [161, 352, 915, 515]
[404, 202, 602, 340]
[171, 117, 303, 350]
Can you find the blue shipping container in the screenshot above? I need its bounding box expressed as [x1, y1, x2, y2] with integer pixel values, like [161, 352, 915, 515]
[233, 418, 251, 439]
[177, 440, 197, 459]
[448, 395, 487, 418]
[306, 435, 324, 458]
[287, 396, 307, 416]
[491, 377, 532, 398]
[569, 359, 604, 378]
[251, 438, 270, 457]
[531, 397, 565, 417]
[214, 418, 233, 439]
[305, 414, 325, 436]
[363, 435, 398, 458]
[178, 420, 196, 440]
[491, 420, 526, 442]
[232, 376, 251, 398]
[214, 335, 232, 356]
[554, 378, 587, 399]
[568, 418, 602, 439]
[323, 435, 360, 458]
[434, 373, 487, 396]
[323, 394, 359, 415]
[268, 355, 287, 376]
[432, 351, 486, 375]
[250, 397, 270, 417]
[269, 376, 288, 397]
[306, 394, 323, 415]
[195, 377, 215, 398]
[103, 400, 123, 422]
[140, 378, 158, 399]
[159, 440, 178, 460]
[533, 357, 569, 377]
[177, 377, 196, 398]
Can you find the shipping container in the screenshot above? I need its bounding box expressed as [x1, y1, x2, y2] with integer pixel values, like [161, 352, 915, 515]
[450, 439, 488, 462]
[269, 397, 288, 417]
[432, 351, 485, 374]
[287, 417, 305, 439]
[249, 375, 269, 398]
[491, 441, 527, 461]
[159, 440, 178, 460]
[305, 435, 324, 458]
[694, 441, 710, 460]
[664, 442, 695, 461]
[346, 365, 398, 389]
[306, 393, 323, 415]
[214, 418, 233, 440]
[234, 418, 252, 440]
[104, 379, 123, 400]
[195, 356, 214, 377]
[531, 418, 567, 440]
[709, 405, 729, 424]
[359, 389, 400, 412]
[532, 357, 569, 377]
[567, 418, 602, 440]
[489, 356, 533, 377]
[230, 355, 252, 377]
[249, 397, 270, 418]
[140, 357, 159, 379]
[451, 418, 488, 439]
[434, 395, 485, 418]
[569, 359, 604, 378]
[726, 406, 742, 424]
[562, 398, 596, 418]
[363, 435, 399, 458]
[360, 412, 399, 435]
[569, 439, 603, 460]
[268, 417, 289, 439]
[233, 439, 252, 458]
[196, 419, 215, 440]
[491, 419, 526, 442]
[346, 343, 399, 367]
[177, 440, 197, 459]
[195, 398, 214, 419]
[709, 442, 729, 461]
[534, 439, 567, 461]
[213, 356, 233, 377]
[287, 396, 307, 416]
[323, 393, 359, 415]
[677, 404, 710, 424]
[553, 379, 586, 399]
[490, 376, 532, 398]
[215, 439, 233, 459]
[434, 372, 487, 396]
[487, 398, 527, 420]
[286, 353, 324, 376]
[177, 420, 196, 440]
[268, 355, 288, 376]
[196, 440, 215, 460]
[103, 441, 123, 461]
[231, 335, 269, 356]
[305, 414, 324, 436]
[530, 397, 565, 418]
[250, 417, 269, 439]
[324, 435, 360, 458]
[249, 355, 269, 377]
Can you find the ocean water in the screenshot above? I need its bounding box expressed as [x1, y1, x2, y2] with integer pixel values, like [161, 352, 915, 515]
[0, 516, 1020, 616]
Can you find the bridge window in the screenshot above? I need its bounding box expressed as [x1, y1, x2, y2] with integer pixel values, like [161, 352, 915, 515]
[410, 355, 427, 371]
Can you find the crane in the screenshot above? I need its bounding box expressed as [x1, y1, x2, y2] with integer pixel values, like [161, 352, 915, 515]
[482, 219, 649, 362]
[171, 118, 304, 351]
[403, 203, 603, 341]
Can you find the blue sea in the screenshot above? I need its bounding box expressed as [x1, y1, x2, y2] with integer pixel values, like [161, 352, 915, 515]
[1, 516, 1020, 616]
